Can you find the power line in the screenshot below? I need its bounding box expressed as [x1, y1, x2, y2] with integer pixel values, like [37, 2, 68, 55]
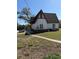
[24, 0, 29, 8]
[17, 0, 33, 16]
[23, 0, 32, 15]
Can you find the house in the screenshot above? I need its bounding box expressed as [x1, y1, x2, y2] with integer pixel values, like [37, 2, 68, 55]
[30, 10, 59, 31]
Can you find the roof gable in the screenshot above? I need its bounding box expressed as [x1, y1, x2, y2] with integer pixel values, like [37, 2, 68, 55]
[30, 10, 46, 24]
[30, 10, 59, 24]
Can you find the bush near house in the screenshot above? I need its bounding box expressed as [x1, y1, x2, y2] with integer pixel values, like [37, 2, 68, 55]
[17, 24, 25, 31]
[43, 53, 61, 59]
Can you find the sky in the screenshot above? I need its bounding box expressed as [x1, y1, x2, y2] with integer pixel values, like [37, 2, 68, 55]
[17, 0, 61, 25]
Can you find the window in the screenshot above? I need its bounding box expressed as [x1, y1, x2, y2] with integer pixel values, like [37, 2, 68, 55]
[39, 15, 40, 18]
[39, 14, 42, 18]
[42, 14, 44, 18]
[40, 24, 43, 29]
[38, 13, 44, 19]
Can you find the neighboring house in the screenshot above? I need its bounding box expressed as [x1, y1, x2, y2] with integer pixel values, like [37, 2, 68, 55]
[30, 10, 59, 31]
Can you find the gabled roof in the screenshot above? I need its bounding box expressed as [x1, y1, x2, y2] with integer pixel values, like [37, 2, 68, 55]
[44, 13, 59, 23]
[30, 10, 59, 24]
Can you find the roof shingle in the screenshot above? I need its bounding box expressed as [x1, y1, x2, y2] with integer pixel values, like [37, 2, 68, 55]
[30, 10, 59, 24]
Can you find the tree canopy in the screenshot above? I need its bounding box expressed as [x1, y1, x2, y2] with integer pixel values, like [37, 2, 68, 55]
[18, 7, 31, 22]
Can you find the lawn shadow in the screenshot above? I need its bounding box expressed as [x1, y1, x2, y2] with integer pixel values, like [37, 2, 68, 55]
[25, 29, 59, 35]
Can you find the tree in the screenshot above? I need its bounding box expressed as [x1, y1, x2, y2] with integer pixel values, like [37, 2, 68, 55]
[18, 7, 31, 23]
[17, 23, 25, 30]
[17, 7, 32, 33]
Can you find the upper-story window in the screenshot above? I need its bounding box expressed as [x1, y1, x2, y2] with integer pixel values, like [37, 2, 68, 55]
[42, 14, 44, 18]
[38, 13, 44, 19]
[39, 14, 40, 18]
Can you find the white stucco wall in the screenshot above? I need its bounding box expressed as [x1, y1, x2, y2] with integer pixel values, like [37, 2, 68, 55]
[32, 19, 59, 30]
[32, 19, 48, 30]
[48, 24, 53, 29]
[55, 23, 59, 28]
[48, 23, 59, 29]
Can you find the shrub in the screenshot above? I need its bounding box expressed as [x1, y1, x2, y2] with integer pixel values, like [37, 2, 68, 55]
[43, 53, 61, 59]
[17, 24, 25, 30]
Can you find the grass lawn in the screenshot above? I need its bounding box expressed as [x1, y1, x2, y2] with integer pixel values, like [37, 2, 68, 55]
[17, 33, 61, 59]
[37, 29, 61, 40]
[17, 32, 30, 49]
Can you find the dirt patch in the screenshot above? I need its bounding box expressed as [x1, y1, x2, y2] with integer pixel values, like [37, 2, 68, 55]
[17, 41, 61, 59]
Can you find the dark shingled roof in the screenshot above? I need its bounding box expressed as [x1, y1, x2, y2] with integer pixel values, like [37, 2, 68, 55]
[44, 13, 59, 23]
[30, 10, 59, 24]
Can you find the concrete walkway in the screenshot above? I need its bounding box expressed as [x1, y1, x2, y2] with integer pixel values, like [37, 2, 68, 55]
[31, 35, 61, 44]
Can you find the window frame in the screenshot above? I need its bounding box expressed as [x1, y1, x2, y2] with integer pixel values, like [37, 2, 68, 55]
[40, 24, 43, 29]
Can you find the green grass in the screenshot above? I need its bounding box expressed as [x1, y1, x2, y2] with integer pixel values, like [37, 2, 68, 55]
[43, 53, 61, 59]
[17, 33, 29, 49]
[17, 32, 29, 39]
[17, 39, 25, 49]
[17, 34, 57, 49]
[17, 29, 61, 49]
[37, 29, 61, 40]
[17, 32, 61, 49]
[27, 37, 56, 48]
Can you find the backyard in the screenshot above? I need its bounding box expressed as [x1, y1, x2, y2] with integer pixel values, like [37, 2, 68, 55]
[17, 30, 61, 59]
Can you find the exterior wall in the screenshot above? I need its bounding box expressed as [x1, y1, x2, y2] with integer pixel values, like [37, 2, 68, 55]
[32, 19, 48, 30]
[55, 23, 59, 28]
[48, 23, 59, 29]
[48, 24, 53, 29]
[32, 19, 59, 30]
